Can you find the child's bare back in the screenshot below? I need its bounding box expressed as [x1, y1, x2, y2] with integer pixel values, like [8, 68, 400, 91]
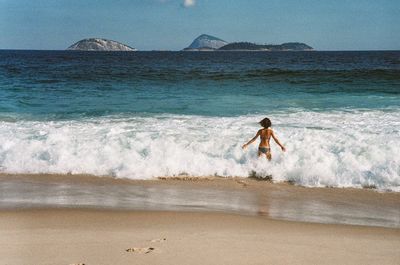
[242, 118, 286, 161]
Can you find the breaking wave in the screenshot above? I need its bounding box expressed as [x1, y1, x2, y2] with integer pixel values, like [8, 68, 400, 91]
[0, 110, 399, 191]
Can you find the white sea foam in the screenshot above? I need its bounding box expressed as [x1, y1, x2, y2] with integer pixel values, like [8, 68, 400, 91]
[0, 110, 399, 191]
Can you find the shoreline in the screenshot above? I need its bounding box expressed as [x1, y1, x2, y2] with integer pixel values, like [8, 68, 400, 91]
[1, 172, 398, 192]
[1, 173, 399, 228]
[1, 209, 399, 265]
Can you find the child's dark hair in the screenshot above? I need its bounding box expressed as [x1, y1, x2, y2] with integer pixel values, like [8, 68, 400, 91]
[259, 117, 271, 128]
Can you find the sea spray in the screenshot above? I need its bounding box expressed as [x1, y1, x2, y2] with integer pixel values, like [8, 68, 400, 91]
[0, 110, 399, 191]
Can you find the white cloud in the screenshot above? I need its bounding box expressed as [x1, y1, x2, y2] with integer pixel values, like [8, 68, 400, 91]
[183, 0, 196, 7]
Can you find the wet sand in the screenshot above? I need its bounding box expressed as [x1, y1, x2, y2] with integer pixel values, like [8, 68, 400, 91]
[0, 209, 399, 265]
[1, 174, 399, 228]
[0, 174, 399, 264]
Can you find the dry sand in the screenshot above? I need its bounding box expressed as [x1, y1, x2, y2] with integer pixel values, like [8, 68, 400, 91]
[0, 209, 399, 265]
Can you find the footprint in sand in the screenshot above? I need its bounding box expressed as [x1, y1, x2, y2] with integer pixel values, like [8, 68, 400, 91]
[235, 180, 248, 187]
[150, 238, 166, 243]
[126, 247, 155, 254]
[69, 263, 85, 265]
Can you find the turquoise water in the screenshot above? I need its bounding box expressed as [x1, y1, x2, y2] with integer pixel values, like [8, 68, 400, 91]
[1, 50, 399, 118]
[0, 50, 399, 191]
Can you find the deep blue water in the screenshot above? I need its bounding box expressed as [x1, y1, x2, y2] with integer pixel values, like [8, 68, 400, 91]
[1, 50, 399, 119]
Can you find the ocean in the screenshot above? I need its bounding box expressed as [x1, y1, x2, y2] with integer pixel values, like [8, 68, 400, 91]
[1, 50, 399, 191]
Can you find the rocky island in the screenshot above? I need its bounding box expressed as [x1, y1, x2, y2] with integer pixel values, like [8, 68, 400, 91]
[183, 34, 228, 51]
[183, 34, 313, 51]
[218, 42, 313, 51]
[67, 38, 137, 51]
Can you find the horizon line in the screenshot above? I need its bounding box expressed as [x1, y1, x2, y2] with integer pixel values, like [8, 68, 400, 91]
[1, 48, 400, 52]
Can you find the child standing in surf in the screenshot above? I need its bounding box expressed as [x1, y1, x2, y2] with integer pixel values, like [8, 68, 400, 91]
[242, 117, 286, 160]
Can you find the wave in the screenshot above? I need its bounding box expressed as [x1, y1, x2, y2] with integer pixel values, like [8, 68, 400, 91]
[48, 68, 400, 85]
[0, 111, 399, 191]
[2, 60, 399, 87]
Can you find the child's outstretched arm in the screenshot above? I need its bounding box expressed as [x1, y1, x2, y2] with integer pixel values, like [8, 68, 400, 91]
[271, 130, 286, 151]
[242, 130, 261, 149]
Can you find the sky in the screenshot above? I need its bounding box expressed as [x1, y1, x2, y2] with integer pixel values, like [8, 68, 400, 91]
[0, 0, 399, 50]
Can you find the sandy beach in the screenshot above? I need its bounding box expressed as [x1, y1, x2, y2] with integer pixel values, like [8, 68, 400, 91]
[1, 174, 400, 228]
[0, 174, 399, 265]
[0, 208, 399, 265]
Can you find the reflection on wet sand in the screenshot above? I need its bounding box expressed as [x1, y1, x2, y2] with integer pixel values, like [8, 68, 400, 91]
[0, 174, 399, 228]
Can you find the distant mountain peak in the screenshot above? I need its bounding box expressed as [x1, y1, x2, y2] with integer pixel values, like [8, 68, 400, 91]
[184, 34, 228, 50]
[197, 34, 225, 41]
[67, 38, 137, 51]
